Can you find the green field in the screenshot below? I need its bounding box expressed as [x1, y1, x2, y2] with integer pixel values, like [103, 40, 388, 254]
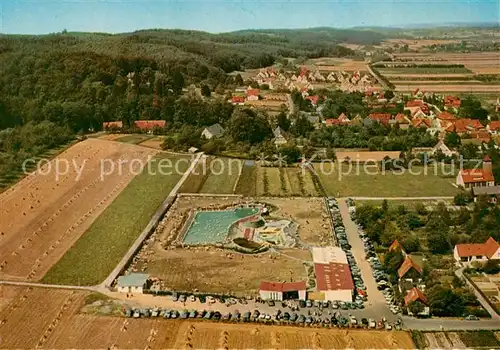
[200, 158, 243, 194]
[234, 161, 257, 196]
[315, 162, 458, 197]
[379, 67, 472, 74]
[115, 134, 154, 144]
[42, 153, 189, 285]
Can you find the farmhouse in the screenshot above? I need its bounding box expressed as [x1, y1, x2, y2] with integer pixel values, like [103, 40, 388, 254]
[487, 121, 500, 135]
[201, 123, 225, 139]
[259, 281, 307, 301]
[134, 120, 166, 131]
[453, 237, 500, 266]
[116, 273, 149, 294]
[398, 256, 423, 283]
[472, 186, 500, 203]
[456, 156, 495, 189]
[103, 121, 123, 129]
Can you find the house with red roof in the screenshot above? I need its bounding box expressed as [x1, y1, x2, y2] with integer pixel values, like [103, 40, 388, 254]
[437, 111, 457, 122]
[465, 130, 491, 144]
[452, 118, 485, 134]
[103, 121, 123, 130]
[487, 121, 500, 135]
[389, 240, 406, 255]
[259, 281, 307, 301]
[394, 113, 411, 130]
[404, 287, 428, 306]
[368, 113, 391, 125]
[231, 96, 245, 105]
[398, 256, 423, 282]
[405, 100, 429, 115]
[306, 95, 319, 106]
[246, 89, 260, 101]
[134, 120, 166, 131]
[456, 156, 495, 189]
[444, 96, 461, 111]
[324, 118, 342, 127]
[412, 118, 431, 129]
[314, 262, 354, 302]
[338, 113, 350, 124]
[454, 237, 500, 266]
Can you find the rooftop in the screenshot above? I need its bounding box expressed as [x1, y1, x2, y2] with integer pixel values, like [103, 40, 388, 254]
[312, 246, 348, 265]
[117, 273, 149, 287]
[259, 280, 307, 292]
[455, 237, 499, 258]
[314, 262, 354, 291]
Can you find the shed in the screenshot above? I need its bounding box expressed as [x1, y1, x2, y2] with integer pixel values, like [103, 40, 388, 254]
[117, 273, 149, 294]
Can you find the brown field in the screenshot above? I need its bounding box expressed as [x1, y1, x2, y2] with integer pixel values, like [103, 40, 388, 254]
[263, 198, 332, 246]
[391, 80, 482, 84]
[309, 57, 368, 72]
[382, 38, 461, 50]
[0, 286, 415, 349]
[0, 138, 156, 281]
[138, 247, 310, 296]
[336, 151, 401, 162]
[138, 136, 166, 150]
[395, 84, 500, 92]
[383, 73, 474, 78]
[171, 322, 414, 349]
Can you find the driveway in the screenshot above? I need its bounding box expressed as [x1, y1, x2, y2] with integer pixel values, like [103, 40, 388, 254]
[338, 199, 395, 321]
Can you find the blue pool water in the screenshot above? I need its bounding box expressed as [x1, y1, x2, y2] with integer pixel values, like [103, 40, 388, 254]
[183, 208, 259, 244]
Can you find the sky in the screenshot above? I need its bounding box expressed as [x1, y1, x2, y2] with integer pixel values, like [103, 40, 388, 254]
[0, 0, 498, 34]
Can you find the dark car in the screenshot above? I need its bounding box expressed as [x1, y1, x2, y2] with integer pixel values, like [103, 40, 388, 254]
[267, 300, 275, 307]
[299, 300, 306, 308]
[212, 311, 221, 320]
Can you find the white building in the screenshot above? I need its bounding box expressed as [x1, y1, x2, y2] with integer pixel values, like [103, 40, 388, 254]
[201, 123, 225, 139]
[312, 246, 348, 264]
[259, 281, 307, 301]
[116, 273, 149, 294]
[454, 237, 500, 266]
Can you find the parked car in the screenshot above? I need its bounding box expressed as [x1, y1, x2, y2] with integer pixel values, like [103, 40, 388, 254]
[464, 315, 480, 321]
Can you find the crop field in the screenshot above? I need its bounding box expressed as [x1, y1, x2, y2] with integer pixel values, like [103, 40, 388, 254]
[234, 161, 257, 196]
[395, 84, 500, 93]
[200, 158, 242, 194]
[0, 286, 415, 349]
[315, 162, 458, 197]
[137, 136, 166, 150]
[255, 166, 318, 197]
[97, 133, 124, 141]
[307, 57, 368, 72]
[171, 322, 414, 349]
[421, 331, 500, 349]
[0, 139, 156, 282]
[42, 152, 190, 286]
[378, 67, 472, 75]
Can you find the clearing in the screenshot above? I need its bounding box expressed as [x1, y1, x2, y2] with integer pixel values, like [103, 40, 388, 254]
[315, 162, 458, 197]
[42, 153, 190, 286]
[0, 138, 156, 281]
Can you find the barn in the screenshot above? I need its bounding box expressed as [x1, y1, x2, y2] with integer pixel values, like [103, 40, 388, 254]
[259, 281, 307, 301]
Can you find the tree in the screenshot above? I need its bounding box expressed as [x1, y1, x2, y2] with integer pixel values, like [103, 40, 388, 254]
[228, 108, 272, 144]
[201, 84, 211, 97]
[445, 131, 461, 148]
[384, 90, 394, 100]
[427, 285, 465, 317]
[279, 144, 301, 164]
[408, 301, 425, 316]
[234, 73, 244, 86]
[276, 111, 291, 131]
[383, 250, 404, 277]
[454, 191, 472, 206]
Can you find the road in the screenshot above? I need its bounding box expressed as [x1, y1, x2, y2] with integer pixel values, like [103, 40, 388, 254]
[366, 64, 390, 90]
[338, 199, 396, 321]
[0, 279, 98, 291]
[402, 316, 500, 330]
[351, 196, 454, 200]
[455, 267, 500, 320]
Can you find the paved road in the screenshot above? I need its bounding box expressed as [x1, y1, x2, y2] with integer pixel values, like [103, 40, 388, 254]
[455, 267, 500, 320]
[0, 279, 98, 291]
[338, 199, 396, 321]
[402, 316, 500, 330]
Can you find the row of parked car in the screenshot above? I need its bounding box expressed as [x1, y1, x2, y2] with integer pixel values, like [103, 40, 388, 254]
[326, 197, 366, 309]
[355, 212, 402, 315]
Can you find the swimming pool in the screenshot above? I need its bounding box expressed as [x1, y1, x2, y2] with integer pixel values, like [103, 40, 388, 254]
[183, 208, 259, 244]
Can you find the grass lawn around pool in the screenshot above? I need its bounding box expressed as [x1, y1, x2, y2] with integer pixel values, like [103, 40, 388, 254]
[42, 153, 189, 286]
[315, 162, 459, 197]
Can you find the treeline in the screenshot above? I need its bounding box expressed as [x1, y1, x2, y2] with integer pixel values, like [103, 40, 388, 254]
[369, 66, 395, 89]
[375, 63, 466, 68]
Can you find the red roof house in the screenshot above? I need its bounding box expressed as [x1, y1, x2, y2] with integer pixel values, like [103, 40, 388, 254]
[325, 118, 342, 127]
[398, 256, 423, 280]
[314, 262, 354, 301]
[444, 96, 461, 109]
[232, 96, 245, 105]
[338, 113, 350, 124]
[389, 240, 406, 254]
[412, 118, 431, 129]
[103, 121, 123, 129]
[259, 281, 307, 301]
[488, 121, 500, 133]
[453, 119, 484, 134]
[437, 111, 457, 121]
[246, 89, 260, 96]
[369, 113, 391, 125]
[306, 95, 319, 105]
[454, 237, 500, 265]
[404, 287, 428, 306]
[456, 168, 495, 188]
[134, 120, 166, 130]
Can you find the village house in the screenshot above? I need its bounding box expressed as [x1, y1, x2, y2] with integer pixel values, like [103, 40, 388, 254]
[444, 96, 461, 111]
[453, 237, 500, 266]
[405, 287, 430, 316]
[456, 156, 495, 189]
[273, 126, 288, 146]
[405, 100, 429, 115]
[472, 186, 500, 203]
[487, 121, 500, 135]
[394, 113, 411, 130]
[306, 95, 319, 106]
[246, 89, 260, 101]
[103, 121, 123, 130]
[116, 273, 149, 294]
[201, 123, 225, 139]
[368, 113, 391, 126]
[430, 140, 455, 158]
[389, 240, 406, 256]
[452, 118, 485, 135]
[398, 256, 423, 283]
[134, 120, 166, 133]
[338, 113, 350, 124]
[231, 96, 245, 105]
[324, 118, 342, 127]
[437, 111, 457, 122]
